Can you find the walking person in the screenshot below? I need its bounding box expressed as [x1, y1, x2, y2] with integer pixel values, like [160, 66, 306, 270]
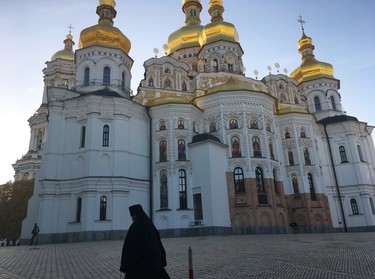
[120, 204, 170, 279]
[30, 223, 39, 246]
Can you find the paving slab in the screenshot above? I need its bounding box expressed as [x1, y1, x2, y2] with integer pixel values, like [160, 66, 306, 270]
[1, 232, 375, 278]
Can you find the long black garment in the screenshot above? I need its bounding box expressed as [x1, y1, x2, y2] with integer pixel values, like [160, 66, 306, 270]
[120, 204, 171, 279]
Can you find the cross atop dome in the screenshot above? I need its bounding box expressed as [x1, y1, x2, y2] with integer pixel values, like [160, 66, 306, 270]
[297, 15, 306, 31]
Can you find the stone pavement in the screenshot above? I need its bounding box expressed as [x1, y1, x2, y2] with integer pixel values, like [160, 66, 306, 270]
[1, 232, 375, 278]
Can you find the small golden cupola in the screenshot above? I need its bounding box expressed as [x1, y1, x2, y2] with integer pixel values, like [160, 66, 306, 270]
[78, 0, 131, 54]
[51, 32, 75, 61]
[291, 22, 334, 83]
[201, 0, 239, 45]
[164, 0, 204, 55]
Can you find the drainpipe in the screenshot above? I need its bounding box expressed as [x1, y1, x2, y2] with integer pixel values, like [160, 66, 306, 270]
[323, 124, 347, 232]
[146, 107, 153, 222]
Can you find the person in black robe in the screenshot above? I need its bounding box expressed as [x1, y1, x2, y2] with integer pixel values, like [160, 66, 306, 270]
[120, 204, 171, 279]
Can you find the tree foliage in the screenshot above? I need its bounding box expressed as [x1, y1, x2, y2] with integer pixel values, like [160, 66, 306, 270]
[0, 179, 34, 243]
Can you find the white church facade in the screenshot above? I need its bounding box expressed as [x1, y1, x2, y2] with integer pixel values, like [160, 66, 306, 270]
[17, 0, 375, 243]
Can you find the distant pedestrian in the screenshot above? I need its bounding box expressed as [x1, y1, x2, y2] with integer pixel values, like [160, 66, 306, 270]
[30, 223, 39, 245]
[120, 204, 170, 279]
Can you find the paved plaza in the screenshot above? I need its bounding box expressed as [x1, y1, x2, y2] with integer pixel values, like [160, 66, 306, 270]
[0, 232, 375, 278]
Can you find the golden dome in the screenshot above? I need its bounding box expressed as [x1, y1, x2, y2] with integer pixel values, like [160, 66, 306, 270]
[202, 21, 239, 45]
[291, 31, 334, 83]
[202, 0, 239, 45]
[166, 25, 204, 55]
[165, 0, 203, 55]
[51, 34, 75, 61]
[78, 1, 131, 54]
[146, 96, 193, 107]
[204, 77, 265, 96]
[99, 0, 115, 7]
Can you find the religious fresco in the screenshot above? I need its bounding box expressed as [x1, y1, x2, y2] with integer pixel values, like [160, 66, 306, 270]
[231, 136, 241, 158]
[252, 136, 261, 157]
[229, 119, 238, 129]
[178, 139, 186, 160]
[288, 149, 294, 165]
[159, 140, 167, 162]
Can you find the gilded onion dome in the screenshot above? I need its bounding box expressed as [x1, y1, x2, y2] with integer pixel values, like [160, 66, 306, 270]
[78, 0, 131, 54]
[165, 0, 204, 55]
[51, 33, 75, 61]
[201, 0, 239, 45]
[291, 30, 334, 83]
[146, 95, 193, 107]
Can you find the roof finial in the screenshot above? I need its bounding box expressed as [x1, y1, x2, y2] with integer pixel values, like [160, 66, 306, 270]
[67, 24, 74, 35]
[297, 15, 306, 31]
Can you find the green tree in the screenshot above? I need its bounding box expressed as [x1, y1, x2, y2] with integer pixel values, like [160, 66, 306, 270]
[0, 179, 34, 244]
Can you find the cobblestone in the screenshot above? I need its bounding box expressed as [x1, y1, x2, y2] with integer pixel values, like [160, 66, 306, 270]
[0, 232, 375, 278]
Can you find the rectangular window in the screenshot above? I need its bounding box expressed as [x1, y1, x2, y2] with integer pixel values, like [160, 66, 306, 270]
[80, 126, 86, 148]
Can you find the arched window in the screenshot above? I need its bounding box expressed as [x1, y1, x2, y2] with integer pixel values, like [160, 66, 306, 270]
[304, 148, 311, 165]
[339, 146, 348, 163]
[159, 121, 166, 130]
[330, 96, 336, 110]
[99, 196, 107, 221]
[84, 67, 90, 86]
[269, 140, 274, 160]
[213, 59, 219, 72]
[233, 167, 245, 193]
[288, 149, 294, 166]
[314, 96, 321, 111]
[357, 145, 364, 162]
[182, 81, 187, 91]
[292, 175, 299, 195]
[160, 170, 168, 209]
[253, 136, 262, 157]
[159, 140, 167, 162]
[76, 197, 82, 222]
[285, 129, 290, 139]
[121, 72, 125, 90]
[350, 198, 359, 215]
[179, 169, 187, 209]
[308, 173, 316, 201]
[255, 167, 265, 192]
[178, 120, 184, 129]
[231, 136, 241, 158]
[256, 167, 268, 204]
[294, 96, 299, 104]
[229, 119, 238, 129]
[102, 125, 109, 147]
[178, 139, 186, 160]
[370, 198, 375, 214]
[273, 169, 278, 194]
[209, 122, 216, 132]
[300, 128, 306, 138]
[80, 126, 86, 148]
[103, 66, 110, 86]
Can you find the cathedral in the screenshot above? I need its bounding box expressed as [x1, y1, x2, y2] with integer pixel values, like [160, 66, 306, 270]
[17, 0, 375, 243]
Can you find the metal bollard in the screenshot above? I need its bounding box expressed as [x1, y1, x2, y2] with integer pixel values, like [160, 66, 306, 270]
[188, 246, 193, 279]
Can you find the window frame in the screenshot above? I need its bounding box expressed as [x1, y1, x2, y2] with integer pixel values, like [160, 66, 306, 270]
[102, 125, 110, 147]
[314, 96, 321, 111]
[103, 66, 111, 86]
[339, 145, 348, 163]
[99, 196, 107, 221]
[233, 167, 245, 193]
[350, 198, 359, 215]
[178, 169, 188, 209]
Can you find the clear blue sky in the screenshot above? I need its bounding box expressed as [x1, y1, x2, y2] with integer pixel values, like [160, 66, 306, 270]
[1, 0, 374, 184]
